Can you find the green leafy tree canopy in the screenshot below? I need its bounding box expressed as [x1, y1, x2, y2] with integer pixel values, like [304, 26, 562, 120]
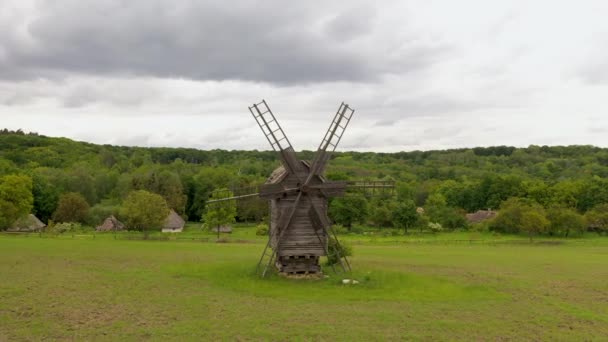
[52, 192, 90, 223]
[202, 189, 237, 230]
[0, 174, 33, 229]
[121, 190, 169, 232]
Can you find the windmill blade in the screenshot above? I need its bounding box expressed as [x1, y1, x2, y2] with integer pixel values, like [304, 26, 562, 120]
[305, 103, 355, 184]
[249, 100, 304, 175]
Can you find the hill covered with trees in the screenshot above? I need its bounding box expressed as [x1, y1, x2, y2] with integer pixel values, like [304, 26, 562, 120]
[1, 129, 608, 236]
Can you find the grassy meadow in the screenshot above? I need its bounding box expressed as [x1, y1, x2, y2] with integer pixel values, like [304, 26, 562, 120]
[1, 229, 608, 340]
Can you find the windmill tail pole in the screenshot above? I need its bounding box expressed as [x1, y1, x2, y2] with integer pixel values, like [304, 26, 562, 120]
[206, 193, 260, 204]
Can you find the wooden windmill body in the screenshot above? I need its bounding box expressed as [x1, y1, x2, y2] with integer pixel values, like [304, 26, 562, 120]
[208, 100, 393, 277]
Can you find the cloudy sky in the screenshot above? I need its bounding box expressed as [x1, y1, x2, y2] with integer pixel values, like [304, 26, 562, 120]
[1, 1, 607, 152]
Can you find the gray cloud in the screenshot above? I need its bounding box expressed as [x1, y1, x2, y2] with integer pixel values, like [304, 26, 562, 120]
[1, 1, 608, 152]
[0, 0, 443, 84]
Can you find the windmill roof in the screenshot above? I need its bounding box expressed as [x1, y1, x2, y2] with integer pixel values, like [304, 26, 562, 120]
[164, 209, 185, 229]
[267, 165, 288, 184]
[266, 160, 326, 184]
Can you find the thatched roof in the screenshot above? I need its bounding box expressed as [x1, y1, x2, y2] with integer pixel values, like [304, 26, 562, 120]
[9, 214, 46, 232]
[210, 225, 232, 233]
[466, 210, 497, 224]
[266, 160, 325, 185]
[96, 215, 125, 232]
[164, 209, 185, 229]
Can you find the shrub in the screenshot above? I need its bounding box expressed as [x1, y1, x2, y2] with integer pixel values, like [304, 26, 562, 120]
[380, 228, 401, 237]
[546, 206, 586, 237]
[255, 223, 269, 236]
[470, 220, 491, 233]
[584, 203, 608, 234]
[49, 222, 81, 234]
[428, 222, 443, 234]
[326, 237, 352, 266]
[490, 197, 548, 236]
[332, 224, 348, 235]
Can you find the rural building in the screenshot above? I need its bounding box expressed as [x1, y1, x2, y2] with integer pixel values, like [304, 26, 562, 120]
[9, 214, 46, 232]
[96, 215, 125, 232]
[466, 210, 497, 224]
[162, 209, 185, 233]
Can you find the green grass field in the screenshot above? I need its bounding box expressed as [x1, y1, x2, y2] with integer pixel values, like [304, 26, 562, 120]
[1, 231, 607, 340]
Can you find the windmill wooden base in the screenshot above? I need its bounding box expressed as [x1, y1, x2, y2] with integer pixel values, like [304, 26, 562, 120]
[277, 255, 321, 274]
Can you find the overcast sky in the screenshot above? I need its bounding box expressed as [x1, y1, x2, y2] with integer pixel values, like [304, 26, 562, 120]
[1, 1, 607, 152]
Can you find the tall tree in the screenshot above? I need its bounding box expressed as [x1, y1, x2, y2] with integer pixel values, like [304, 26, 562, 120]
[121, 190, 169, 235]
[392, 200, 418, 233]
[52, 192, 90, 223]
[328, 195, 368, 230]
[0, 175, 33, 230]
[202, 189, 237, 232]
[584, 203, 608, 235]
[546, 206, 586, 237]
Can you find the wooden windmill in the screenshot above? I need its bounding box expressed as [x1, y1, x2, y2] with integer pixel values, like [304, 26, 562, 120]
[208, 100, 393, 277]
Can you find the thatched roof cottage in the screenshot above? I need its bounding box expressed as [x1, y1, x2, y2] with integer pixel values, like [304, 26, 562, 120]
[162, 209, 185, 233]
[465, 210, 497, 224]
[9, 214, 46, 232]
[96, 215, 125, 232]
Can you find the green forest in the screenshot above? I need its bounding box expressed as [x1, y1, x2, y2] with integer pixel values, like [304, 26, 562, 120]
[1, 129, 608, 236]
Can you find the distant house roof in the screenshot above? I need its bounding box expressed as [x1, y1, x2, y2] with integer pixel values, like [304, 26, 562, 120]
[96, 215, 125, 232]
[9, 214, 46, 232]
[466, 210, 497, 224]
[164, 209, 185, 230]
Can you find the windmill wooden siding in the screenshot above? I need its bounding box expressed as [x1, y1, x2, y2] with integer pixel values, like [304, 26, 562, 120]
[266, 163, 328, 272]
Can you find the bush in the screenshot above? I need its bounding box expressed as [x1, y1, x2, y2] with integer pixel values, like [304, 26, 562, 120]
[428, 222, 443, 234]
[546, 206, 586, 237]
[349, 225, 367, 234]
[585, 204, 608, 234]
[255, 223, 269, 236]
[470, 220, 491, 233]
[49, 222, 81, 234]
[490, 197, 549, 236]
[332, 224, 348, 234]
[326, 237, 352, 266]
[428, 206, 468, 230]
[381, 228, 401, 237]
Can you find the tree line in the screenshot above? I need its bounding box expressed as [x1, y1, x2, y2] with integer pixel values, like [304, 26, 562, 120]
[1, 129, 607, 236]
